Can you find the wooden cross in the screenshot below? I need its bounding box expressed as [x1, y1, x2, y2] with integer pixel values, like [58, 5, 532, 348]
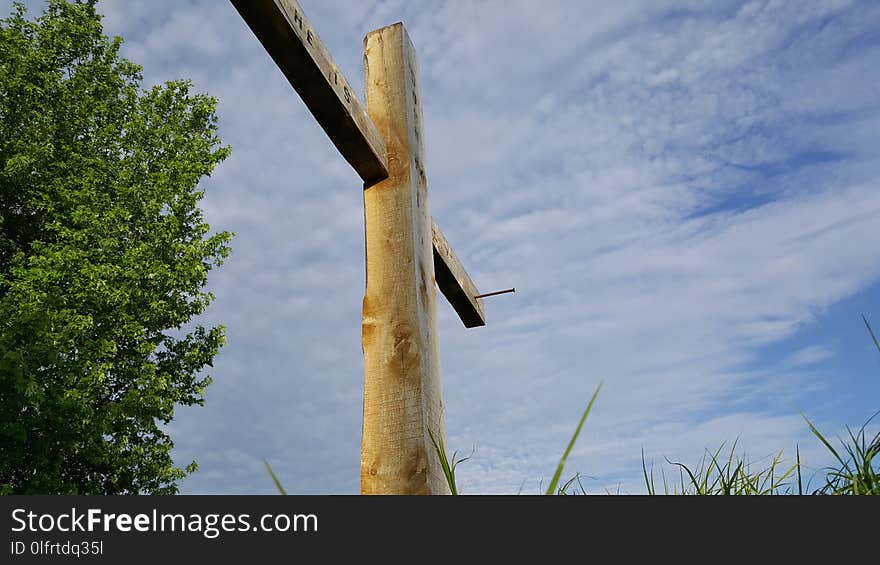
[231, 0, 489, 494]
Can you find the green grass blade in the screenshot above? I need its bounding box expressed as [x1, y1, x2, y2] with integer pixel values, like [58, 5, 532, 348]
[576, 474, 589, 495]
[545, 381, 602, 495]
[863, 315, 880, 354]
[642, 448, 655, 495]
[558, 473, 581, 495]
[263, 459, 287, 495]
[666, 459, 702, 494]
[803, 413, 847, 468]
[427, 427, 459, 495]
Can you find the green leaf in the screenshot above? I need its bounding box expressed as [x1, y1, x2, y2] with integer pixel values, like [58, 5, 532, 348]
[546, 381, 602, 495]
[263, 459, 287, 495]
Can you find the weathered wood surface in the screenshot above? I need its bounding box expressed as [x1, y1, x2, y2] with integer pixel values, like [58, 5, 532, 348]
[432, 219, 486, 328]
[361, 23, 449, 495]
[231, 0, 485, 329]
[230, 0, 491, 494]
[231, 0, 388, 183]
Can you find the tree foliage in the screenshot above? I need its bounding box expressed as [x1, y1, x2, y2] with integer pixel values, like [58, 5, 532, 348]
[0, 0, 231, 494]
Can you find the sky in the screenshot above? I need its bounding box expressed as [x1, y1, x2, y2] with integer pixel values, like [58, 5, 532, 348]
[6, 0, 880, 494]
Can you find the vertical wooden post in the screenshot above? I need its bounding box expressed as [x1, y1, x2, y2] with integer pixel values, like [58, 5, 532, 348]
[361, 23, 449, 495]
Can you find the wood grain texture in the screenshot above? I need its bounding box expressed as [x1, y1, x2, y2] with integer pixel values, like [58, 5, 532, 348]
[361, 23, 449, 495]
[230, 0, 388, 183]
[232, 0, 483, 328]
[432, 219, 486, 328]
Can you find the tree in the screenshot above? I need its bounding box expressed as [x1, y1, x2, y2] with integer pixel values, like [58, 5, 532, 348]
[0, 0, 231, 494]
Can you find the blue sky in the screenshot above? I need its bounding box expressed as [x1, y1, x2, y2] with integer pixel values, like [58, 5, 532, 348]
[7, 0, 879, 493]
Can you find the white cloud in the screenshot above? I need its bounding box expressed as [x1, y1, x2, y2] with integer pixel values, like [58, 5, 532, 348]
[4, 0, 877, 494]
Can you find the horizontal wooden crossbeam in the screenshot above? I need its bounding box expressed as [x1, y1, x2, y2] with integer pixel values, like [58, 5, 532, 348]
[432, 219, 485, 328]
[231, 0, 389, 184]
[232, 0, 485, 328]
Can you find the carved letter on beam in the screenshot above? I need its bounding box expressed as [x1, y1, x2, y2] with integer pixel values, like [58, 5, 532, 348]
[231, 0, 389, 183]
[432, 219, 486, 328]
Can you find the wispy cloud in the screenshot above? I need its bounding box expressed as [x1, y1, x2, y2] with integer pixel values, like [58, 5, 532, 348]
[6, 0, 877, 493]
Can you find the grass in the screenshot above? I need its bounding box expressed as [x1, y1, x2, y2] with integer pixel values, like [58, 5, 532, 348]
[433, 315, 879, 495]
[641, 441, 800, 495]
[795, 315, 879, 495]
[269, 316, 879, 495]
[545, 382, 602, 495]
[427, 424, 471, 495]
[263, 459, 287, 495]
[803, 411, 879, 495]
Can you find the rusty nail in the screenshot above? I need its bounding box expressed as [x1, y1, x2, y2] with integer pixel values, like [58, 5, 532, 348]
[474, 288, 515, 299]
